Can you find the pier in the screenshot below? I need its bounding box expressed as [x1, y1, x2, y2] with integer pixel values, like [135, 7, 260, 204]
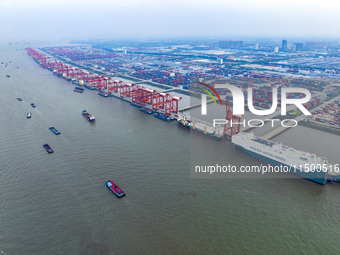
[178, 100, 214, 112]
[162, 88, 176, 93]
[261, 115, 305, 140]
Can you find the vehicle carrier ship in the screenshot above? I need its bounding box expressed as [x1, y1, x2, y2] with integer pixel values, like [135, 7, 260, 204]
[232, 132, 339, 184]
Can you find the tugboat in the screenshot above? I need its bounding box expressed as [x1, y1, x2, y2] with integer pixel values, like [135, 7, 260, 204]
[82, 110, 95, 122]
[27, 112, 31, 118]
[49, 127, 61, 135]
[106, 180, 125, 198]
[17, 98, 22, 101]
[43, 144, 54, 154]
[30, 103, 36, 108]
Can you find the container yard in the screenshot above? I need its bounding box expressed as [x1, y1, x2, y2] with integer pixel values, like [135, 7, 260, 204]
[307, 99, 340, 129]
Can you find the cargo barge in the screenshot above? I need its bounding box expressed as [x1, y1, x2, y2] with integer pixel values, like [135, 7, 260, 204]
[232, 132, 340, 184]
[49, 127, 60, 135]
[82, 110, 95, 122]
[106, 180, 125, 198]
[130, 102, 142, 108]
[140, 107, 155, 114]
[154, 112, 174, 121]
[98, 92, 109, 97]
[43, 143, 54, 154]
[85, 85, 95, 90]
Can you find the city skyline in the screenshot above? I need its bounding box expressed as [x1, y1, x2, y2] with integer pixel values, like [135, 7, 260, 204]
[0, 0, 340, 42]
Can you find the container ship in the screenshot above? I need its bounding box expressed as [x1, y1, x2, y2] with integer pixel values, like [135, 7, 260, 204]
[232, 132, 339, 184]
[177, 118, 223, 141]
[82, 110, 95, 122]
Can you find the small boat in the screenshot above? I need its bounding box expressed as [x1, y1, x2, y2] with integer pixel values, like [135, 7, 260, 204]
[27, 112, 31, 118]
[17, 98, 22, 101]
[6, 75, 10, 78]
[30, 103, 36, 108]
[75, 86, 84, 91]
[74, 89, 84, 93]
[98, 92, 109, 97]
[82, 110, 95, 122]
[43, 143, 54, 154]
[106, 180, 125, 198]
[140, 107, 155, 114]
[49, 127, 61, 135]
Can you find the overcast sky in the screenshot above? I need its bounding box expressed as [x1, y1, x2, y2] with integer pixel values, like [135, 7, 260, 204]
[0, 0, 339, 42]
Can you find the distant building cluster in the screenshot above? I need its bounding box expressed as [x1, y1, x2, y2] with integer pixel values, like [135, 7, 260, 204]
[219, 40, 244, 49]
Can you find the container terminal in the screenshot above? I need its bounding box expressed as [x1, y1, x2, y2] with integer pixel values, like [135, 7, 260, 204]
[25, 47, 339, 140]
[24, 46, 340, 184]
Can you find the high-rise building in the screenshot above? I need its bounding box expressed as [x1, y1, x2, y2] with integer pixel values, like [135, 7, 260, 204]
[219, 41, 244, 49]
[282, 40, 287, 51]
[293, 43, 303, 51]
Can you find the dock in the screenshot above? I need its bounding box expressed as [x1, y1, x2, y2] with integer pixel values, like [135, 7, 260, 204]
[178, 99, 214, 112]
[261, 115, 305, 140]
